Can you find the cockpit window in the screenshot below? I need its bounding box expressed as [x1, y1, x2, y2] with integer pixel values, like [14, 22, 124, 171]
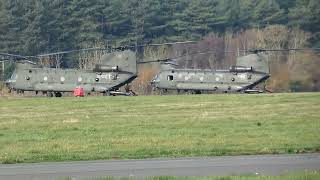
[10, 73, 17, 80]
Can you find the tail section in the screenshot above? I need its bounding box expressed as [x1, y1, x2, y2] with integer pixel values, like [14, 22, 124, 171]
[98, 50, 137, 74]
[160, 61, 178, 70]
[236, 53, 269, 74]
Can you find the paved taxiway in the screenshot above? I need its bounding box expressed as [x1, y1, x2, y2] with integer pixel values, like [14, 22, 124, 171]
[0, 153, 319, 180]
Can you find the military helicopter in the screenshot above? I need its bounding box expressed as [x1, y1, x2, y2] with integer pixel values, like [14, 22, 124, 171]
[3, 45, 319, 97]
[3, 49, 139, 97]
[2, 41, 196, 97]
[146, 48, 320, 94]
[143, 50, 269, 94]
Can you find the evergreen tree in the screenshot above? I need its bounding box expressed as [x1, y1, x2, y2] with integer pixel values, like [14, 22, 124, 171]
[0, 0, 10, 52]
[289, 0, 320, 46]
[68, 0, 105, 47]
[0, 0, 318, 54]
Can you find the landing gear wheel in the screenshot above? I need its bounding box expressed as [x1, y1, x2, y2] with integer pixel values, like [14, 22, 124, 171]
[103, 91, 111, 96]
[263, 80, 273, 93]
[128, 90, 137, 96]
[159, 89, 167, 96]
[124, 84, 137, 96]
[195, 90, 201, 94]
[54, 92, 62, 97]
[47, 92, 54, 97]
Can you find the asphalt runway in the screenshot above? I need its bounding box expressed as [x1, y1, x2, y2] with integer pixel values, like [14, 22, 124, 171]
[0, 154, 319, 180]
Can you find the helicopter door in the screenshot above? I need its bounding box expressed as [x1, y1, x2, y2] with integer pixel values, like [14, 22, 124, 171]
[25, 70, 33, 88]
[166, 74, 176, 89]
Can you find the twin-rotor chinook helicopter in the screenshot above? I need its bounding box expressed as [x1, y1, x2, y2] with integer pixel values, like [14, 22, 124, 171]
[2, 42, 317, 97]
[3, 49, 138, 97]
[147, 50, 270, 94]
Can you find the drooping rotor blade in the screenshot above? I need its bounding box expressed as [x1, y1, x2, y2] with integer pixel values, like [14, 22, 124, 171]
[35, 48, 110, 58]
[138, 58, 172, 64]
[0, 52, 28, 60]
[34, 41, 197, 58]
[138, 49, 226, 64]
[33, 41, 197, 59]
[138, 47, 320, 64]
[145, 41, 197, 47]
[241, 48, 320, 53]
[139, 48, 232, 63]
[122, 41, 198, 49]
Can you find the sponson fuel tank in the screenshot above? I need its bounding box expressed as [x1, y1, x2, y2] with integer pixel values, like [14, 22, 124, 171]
[93, 64, 119, 72]
[229, 66, 253, 72]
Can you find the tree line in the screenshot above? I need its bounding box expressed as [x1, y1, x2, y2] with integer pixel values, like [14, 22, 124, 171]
[0, 0, 319, 56]
[0, 0, 319, 93]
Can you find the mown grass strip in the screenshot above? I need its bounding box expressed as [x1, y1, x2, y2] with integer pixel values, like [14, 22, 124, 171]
[0, 93, 319, 163]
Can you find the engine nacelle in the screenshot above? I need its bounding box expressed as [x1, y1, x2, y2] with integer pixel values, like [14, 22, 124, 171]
[93, 64, 119, 72]
[229, 66, 253, 72]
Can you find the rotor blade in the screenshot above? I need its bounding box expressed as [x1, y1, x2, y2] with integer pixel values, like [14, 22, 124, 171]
[33, 45, 320, 58]
[138, 49, 225, 64]
[0, 52, 28, 59]
[138, 47, 320, 64]
[94, 41, 198, 51]
[35, 48, 110, 58]
[240, 48, 320, 53]
[138, 58, 172, 64]
[144, 41, 197, 47]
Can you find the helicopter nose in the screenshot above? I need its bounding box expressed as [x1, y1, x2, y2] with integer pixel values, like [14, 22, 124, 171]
[150, 77, 159, 87]
[5, 80, 11, 87]
[5, 79, 10, 86]
[150, 79, 156, 85]
[5, 79, 13, 92]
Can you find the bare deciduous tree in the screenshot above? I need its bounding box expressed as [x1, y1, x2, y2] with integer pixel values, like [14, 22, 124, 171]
[78, 41, 107, 70]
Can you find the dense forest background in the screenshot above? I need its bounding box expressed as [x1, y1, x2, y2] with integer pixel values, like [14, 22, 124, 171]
[0, 0, 319, 94]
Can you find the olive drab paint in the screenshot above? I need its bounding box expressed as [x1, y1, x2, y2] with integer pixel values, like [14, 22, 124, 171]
[150, 53, 270, 94]
[5, 50, 271, 97]
[5, 50, 138, 97]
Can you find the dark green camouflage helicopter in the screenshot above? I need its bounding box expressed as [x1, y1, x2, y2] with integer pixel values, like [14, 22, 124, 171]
[3, 45, 319, 97]
[147, 50, 270, 94]
[2, 41, 195, 97]
[148, 48, 320, 94]
[3, 49, 138, 97]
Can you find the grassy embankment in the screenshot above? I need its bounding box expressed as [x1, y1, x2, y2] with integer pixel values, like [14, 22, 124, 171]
[0, 93, 319, 163]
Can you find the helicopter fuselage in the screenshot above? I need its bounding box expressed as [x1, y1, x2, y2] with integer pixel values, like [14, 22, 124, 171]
[6, 50, 138, 96]
[6, 63, 137, 95]
[151, 67, 270, 93]
[151, 52, 271, 94]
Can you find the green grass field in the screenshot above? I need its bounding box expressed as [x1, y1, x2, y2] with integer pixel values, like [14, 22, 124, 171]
[88, 171, 320, 180]
[0, 93, 319, 164]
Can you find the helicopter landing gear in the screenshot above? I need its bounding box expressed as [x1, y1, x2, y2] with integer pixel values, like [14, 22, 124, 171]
[54, 92, 62, 97]
[46, 92, 54, 97]
[263, 81, 273, 93]
[46, 92, 62, 97]
[103, 91, 111, 96]
[16, 90, 24, 96]
[265, 89, 273, 93]
[124, 84, 137, 96]
[128, 90, 136, 96]
[159, 89, 167, 95]
[103, 90, 136, 96]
